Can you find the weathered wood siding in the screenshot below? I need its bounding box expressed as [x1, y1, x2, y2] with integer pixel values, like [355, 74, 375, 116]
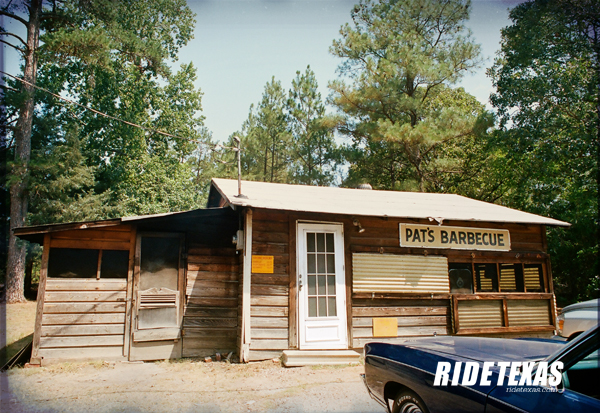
[183, 245, 240, 358]
[351, 298, 451, 348]
[248, 210, 290, 361]
[348, 217, 546, 256]
[38, 278, 127, 361]
[33, 226, 133, 364]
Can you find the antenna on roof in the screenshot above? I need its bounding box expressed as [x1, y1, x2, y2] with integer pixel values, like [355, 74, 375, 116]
[233, 136, 247, 199]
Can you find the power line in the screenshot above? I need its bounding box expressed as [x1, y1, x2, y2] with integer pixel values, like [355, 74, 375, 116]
[0, 70, 214, 148]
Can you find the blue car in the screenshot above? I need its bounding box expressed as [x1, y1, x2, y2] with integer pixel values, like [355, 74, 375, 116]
[362, 325, 600, 413]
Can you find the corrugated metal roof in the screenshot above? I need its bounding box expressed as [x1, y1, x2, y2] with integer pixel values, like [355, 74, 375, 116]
[211, 178, 569, 227]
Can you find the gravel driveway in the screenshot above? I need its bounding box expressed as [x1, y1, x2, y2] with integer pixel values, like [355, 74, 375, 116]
[1, 359, 383, 413]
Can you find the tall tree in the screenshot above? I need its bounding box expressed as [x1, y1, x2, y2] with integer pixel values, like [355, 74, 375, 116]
[1, 0, 197, 302]
[2, 0, 43, 302]
[329, 0, 482, 192]
[239, 77, 291, 183]
[488, 0, 598, 304]
[287, 66, 340, 186]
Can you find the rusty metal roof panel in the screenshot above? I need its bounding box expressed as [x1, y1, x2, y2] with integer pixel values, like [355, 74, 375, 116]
[211, 178, 569, 227]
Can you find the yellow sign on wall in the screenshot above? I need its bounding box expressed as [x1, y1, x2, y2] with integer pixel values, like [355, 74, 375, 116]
[252, 255, 274, 274]
[399, 224, 511, 252]
[373, 317, 398, 338]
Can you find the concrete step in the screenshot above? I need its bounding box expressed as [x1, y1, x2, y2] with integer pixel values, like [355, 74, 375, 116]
[282, 350, 362, 367]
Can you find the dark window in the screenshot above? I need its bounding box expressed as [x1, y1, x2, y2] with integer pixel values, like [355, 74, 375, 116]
[48, 248, 98, 278]
[449, 263, 473, 294]
[48, 248, 129, 279]
[101, 250, 130, 278]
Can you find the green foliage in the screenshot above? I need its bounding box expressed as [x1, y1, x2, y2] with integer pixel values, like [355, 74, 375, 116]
[488, 0, 598, 304]
[330, 0, 483, 191]
[287, 66, 341, 186]
[238, 77, 292, 183]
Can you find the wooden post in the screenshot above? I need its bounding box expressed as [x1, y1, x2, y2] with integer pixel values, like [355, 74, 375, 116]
[288, 216, 297, 349]
[240, 209, 253, 362]
[30, 233, 50, 364]
[123, 228, 136, 358]
[344, 219, 353, 349]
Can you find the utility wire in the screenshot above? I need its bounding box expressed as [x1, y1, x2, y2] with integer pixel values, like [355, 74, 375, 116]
[0, 70, 215, 148]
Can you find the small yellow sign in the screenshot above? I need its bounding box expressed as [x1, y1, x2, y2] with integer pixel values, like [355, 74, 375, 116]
[373, 317, 398, 338]
[252, 255, 274, 274]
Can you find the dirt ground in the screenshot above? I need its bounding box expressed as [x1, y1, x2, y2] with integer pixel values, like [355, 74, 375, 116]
[1, 358, 383, 413]
[0, 301, 37, 365]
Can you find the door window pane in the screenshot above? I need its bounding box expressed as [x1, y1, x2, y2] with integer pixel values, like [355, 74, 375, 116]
[326, 233, 334, 252]
[307, 254, 316, 273]
[307, 233, 316, 252]
[328, 297, 337, 316]
[317, 233, 325, 252]
[140, 237, 180, 291]
[308, 297, 317, 317]
[318, 297, 327, 316]
[318, 275, 326, 295]
[308, 275, 316, 295]
[327, 275, 336, 294]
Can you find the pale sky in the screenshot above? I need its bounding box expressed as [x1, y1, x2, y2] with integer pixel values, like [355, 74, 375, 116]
[2, 0, 523, 143]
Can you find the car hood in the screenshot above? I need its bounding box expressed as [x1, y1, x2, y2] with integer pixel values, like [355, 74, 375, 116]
[398, 336, 565, 363]
[561, 298, 600, 313]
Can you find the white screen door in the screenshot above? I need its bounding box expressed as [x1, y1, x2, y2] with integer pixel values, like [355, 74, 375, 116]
[297, 223, 347, 349]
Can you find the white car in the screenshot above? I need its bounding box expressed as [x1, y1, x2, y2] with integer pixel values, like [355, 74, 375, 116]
[557, 298, 600, 340]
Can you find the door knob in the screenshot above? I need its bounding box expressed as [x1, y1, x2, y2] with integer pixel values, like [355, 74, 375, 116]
[298, 277, 303, 290]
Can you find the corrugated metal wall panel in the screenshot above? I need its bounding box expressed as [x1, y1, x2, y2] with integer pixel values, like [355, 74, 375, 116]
[507, 299, 551, 326]
[352, 254, 449, 293]
[457, 300, 503, 328]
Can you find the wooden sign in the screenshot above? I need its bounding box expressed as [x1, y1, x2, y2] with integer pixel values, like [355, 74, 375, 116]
[252, 255, 274, 274]
[399, 223, 510, 252]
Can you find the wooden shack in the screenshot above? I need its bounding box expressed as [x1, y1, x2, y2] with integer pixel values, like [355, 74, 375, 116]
[14, 178, 569, 366]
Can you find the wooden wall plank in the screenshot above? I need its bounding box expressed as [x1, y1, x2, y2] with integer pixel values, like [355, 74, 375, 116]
[43, 303, 126, 314]
[50, 239, 131, 251]
[46, 279, 127, 291]
[251, 328, 288, 339]
[186, 297, 238, 307]
[40, 335, 124, 348]
[249, 339, 288, 350]
[51, 229, 131, 241]
[187, 271, 238, 282]
[250, 295, 288, 307]
[251, 317, 288, 328]
[41, 324, 125, 336]
[352, 306, 449, 317]
[251, 307, 288, 317]
[183, 329, 237, 338]
[42, 313, 126, 325]
[251, 285, 288, 296]
[352, 316, 448, 328]
[248, 350, 283, 361]
[38, 347, 125, 361]
[183, 307, 238, 318]
[183, 318, 237, 328]
[44, 291, 126, 302]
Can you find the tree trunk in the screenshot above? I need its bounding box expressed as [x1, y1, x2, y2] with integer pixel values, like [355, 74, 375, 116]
[6, 0, 42, 303]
